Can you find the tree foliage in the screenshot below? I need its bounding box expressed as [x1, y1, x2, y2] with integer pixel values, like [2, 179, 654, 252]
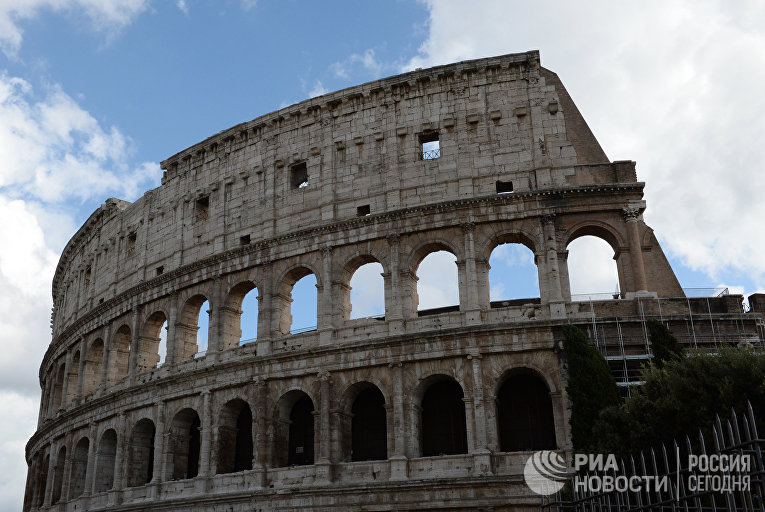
[646, 319, 683, 368]
[592, 347, 765, 455]
[562, 324, 621, 451]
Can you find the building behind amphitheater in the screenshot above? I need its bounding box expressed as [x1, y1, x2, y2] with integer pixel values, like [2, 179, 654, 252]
[24, 51, 765, 511]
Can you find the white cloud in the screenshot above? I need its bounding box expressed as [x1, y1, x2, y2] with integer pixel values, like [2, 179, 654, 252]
[566, 236, 620, 297]
[0, 392, 38, 512]
[331, 48, 386, 79]
[241, 0, 257, 11]
[417, 251, 459, 310]
[176, 0, 188, 15]
[407, 0, 765, 292]
[349, 262, 385, 319]
[0, 0, 150, 56]
[308, 80, 329, 98]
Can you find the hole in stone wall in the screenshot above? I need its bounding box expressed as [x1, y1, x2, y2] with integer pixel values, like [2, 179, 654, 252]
[156, 266, 164, 276]
[356, 205, 370, 217]
[195, 196, 210, 221]
[290, 162, 308, 189]
[128, 232, 137, 255]
[240, 234, 251, 246]
[496, 180, 513, 194]
[419, 132, 440, 160]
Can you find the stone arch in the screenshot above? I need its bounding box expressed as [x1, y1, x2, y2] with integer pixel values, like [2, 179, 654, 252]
[565, 222, 624, 298]
[272, 390, 315, 467]
[177, 294, 210, 361]
[68, 436, 89, 499]
[409, 240, 462, 314]
[93, 429, 117, 492]
[82, 338, 104, 395]
[338, 381, 387, 462]
[414, 374, 468, 457]
[167, 408, 201, 480]
[275, 265, 319, 335]
[485, 231, 541, 305]
[51, 445, 66, 504]
[108, 324, 131, 383]
[28, 450, 48, 510]
[126, 418, 155, 487]
[51, 360, 66, 412]
[138, 310, 167, 372]
[215, 398, 253, 474]
[340, 255, 386, 321]
[495, 368, 557, 452]
[65, 350, 81, 405]
[222, 280, 259, 349]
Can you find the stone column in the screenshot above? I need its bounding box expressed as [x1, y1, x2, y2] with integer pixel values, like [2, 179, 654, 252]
[76, 338, 86, 399]
[197, 390, 212, 491]
[318, 247, 333, 345]
[461, 223, 482, 324]
[128, 306, 140, 381]
[469, 354, 492, 476]
[108, 413, 126, 506]
[623, 207, 648, 293]
[208, 277, 224, 355]
[542, 214, 566, 319]
[385, 234, 405, 334]
[255, 291, 271, 355]
[61, 352, 72, 409]
[84, 423, 98, 496]
[42, 445, 56, 506]
[164, 295, 179, 365]
[389, 362, 408, 480]
[315, 370, 333, 482]
[151, 401, 165, 487]
[251, 377, 267, 488]
[100, 324, 111, 387]
[60, 435, 73, 502]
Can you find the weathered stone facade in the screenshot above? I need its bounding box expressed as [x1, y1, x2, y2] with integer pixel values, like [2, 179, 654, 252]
[24, 51, 764, 511]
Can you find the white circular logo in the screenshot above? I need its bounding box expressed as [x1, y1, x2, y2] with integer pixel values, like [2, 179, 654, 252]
[524, 450, 568, 495]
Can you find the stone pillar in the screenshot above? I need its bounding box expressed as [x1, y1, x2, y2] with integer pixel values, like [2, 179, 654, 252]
[318, 247, 333, 345]
[469, 354, 492, 476]
[542, 214, 566, 319]
[389, 362, 408, 480]
[60, 436, 73, 503]
[61, 352, 72, 409]
[386, 234, 405, 334]
[76, 338, 86, 399]
[42, 446, 56, 507]
[108, 413, 126, 506]
[197, 390, 212, 491]
[165, 295, 179, 365]
[255, 291, 271, 355]
[128, 306, 140, 380]
[315, 370, 333, 482]
[151, 401, 165, 487]
[83, 423, 97, 496]
[623, 207, 648, 293]
[251, 377, 267, 487]
[208, 277, 224, 355]
[100, 324, 111, 388]
[461, 223, 482, 324]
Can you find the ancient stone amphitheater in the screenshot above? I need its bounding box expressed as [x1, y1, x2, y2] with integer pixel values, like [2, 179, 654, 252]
[24, 51, 765, 511]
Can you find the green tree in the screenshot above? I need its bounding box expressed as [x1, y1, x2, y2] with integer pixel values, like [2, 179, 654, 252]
[592, 347, 765, 454]
[646, 319, 683, 368]
[562, 324, 621, 451]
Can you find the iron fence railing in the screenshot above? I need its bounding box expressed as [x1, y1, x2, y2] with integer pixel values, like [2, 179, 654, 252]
[542, 404, 765, 511]
[420, 148, 441, 160]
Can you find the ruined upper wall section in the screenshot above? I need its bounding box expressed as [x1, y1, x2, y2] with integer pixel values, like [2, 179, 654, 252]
[50, 51, 627, 336]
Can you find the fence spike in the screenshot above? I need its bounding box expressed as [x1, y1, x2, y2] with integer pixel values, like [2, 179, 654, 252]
[747, 400, 759, 439]
[732, 407, 742, 445]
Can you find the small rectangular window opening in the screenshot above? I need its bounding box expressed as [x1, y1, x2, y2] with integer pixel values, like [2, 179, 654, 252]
[195, 196, 210, 221]
[156, 266, 164, 276]
[356, 205, 370, 217]
[290, 162, 308, 189]
[240, 234, 251, 246]
[419, 132, 440, 160]
[496, 180, 514, 194]
[127, 232, 137, 255]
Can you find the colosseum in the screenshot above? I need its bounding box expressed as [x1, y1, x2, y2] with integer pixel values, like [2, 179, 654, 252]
[24, 51, 765, 511]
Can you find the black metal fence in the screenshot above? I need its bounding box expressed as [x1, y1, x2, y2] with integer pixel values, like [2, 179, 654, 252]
[542, 403, 765, 511]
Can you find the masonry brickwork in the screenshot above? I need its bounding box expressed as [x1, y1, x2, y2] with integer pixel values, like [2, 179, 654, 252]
[24, 51, 765, 511]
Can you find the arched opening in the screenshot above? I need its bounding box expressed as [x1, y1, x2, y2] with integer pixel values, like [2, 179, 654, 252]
[488, 242, 540, 306]
[416, 250, 459, 314]
[169, 408, 201, 480]
[51, 446, 66, 503]
[273, 391, 315, 467]
[139, 312, 167, 371]
[350, 385, 387, 461]
[32, 453, 48, 509]
[420, 378, 468, 456]
[222, 281, 258, 349]
[66, 351, 81, 405]
[108, 325, 131, 383]
[51, 362, 66, 411]
[496, 372, 556, 451]
[566, 234, 620, 300]
[68, 437, 89, 499]
[348, 261, 385, 320]
[216, 399, 253, 474]
[126, 419, 155, 487]
[277, 267, 318, 335]
[93, 429, 117, 493]
[82, 339, 103, 395]
[177, 295, 210, 361]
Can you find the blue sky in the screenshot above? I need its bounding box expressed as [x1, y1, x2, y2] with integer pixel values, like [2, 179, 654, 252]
[2, 1, 765, 510]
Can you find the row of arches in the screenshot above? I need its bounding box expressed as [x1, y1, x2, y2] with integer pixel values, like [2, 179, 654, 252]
[29, 371, 556, 507]
[42, 233, 617, 417]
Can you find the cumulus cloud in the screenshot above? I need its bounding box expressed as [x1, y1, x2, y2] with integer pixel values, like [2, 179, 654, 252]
[0, 0, 150, 55]
[407, 0, 765, 293]
[0, 392, 38, 512]
[176, 0, 188, 15]
[331, 48, 386, 80]
[349, 262, 385, 319]
[308, 80, 329, 98]
[417, 251, 459, 310]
